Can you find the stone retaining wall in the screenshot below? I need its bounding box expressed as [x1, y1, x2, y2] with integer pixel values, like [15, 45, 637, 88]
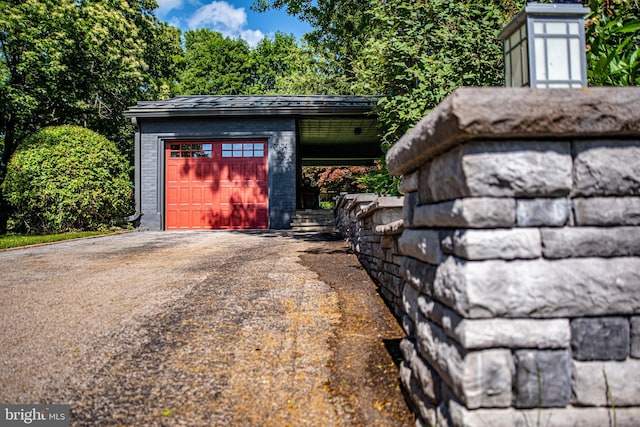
[337, 194, 405, 316]
[338, 87, 640, 426]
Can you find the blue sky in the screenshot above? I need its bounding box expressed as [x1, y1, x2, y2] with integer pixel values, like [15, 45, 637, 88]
[155, 0, 313, 47]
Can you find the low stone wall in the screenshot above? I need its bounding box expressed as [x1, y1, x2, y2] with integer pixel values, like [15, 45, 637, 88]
[336, 193, 405, 316]
[338, 87, 640, 426]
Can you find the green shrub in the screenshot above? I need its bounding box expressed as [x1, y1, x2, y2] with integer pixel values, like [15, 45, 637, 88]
[2, 126, 133, 233]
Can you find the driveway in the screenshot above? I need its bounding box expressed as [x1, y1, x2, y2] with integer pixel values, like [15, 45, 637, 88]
[0, 231, 412, 426]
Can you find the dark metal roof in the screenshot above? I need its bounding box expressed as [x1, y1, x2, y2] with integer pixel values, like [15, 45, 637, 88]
[125, 95, 379, 118]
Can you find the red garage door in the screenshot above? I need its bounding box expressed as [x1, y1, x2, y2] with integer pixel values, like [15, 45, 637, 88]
[165, 140, 268, 230]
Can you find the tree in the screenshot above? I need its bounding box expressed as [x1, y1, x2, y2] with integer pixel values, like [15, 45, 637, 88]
[178, 29, 305, 95]
[178, 29, 252, 95]
[249, 32, 299, 93]
[254, 0, 373, 94]
[353, 1, 521, 147]
[2, 126, 132, 233]
[0, 0, 182, 232]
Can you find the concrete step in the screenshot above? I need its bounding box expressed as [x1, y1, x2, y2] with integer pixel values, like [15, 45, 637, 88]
[290, 210, 336, 230]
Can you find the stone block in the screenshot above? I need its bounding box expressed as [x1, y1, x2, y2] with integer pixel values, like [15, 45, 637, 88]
[398, 229, 444, 265]
[439, 230, 454, 255]
[403, 282, 421, 323]
[375, 219, 404, 236]
[400, 338, 440, 403]
[416, 315, 513, 409]
[417, 294, 569, 349]
[413, 198, 516, 228]
[402, 314, 415, 337]
[372, 208, 403, 226]
[632, 317, 640, 358]
[572, 359, 640, 407]
[514, 349, 571, 408]
[457, 318, 570, 350]
[399, 361, 438, 426]
[573, 197, 640, 226]
[462, 347, 514, 409]
[398, 170, 419, 194]
[516, 198, 572, 227]
[426, 141, 572, 202]
[541, 227, 640, 259]
[573, 140, 640, 196]
[380, 235, 394, 249]
[447, 400, 640, 427]
[403, 191, 418, 228]
[398, 256, 437, 295]
[571, 317, 629, 361]
[433, 256, 640, 318]
[418, 161, 433, 205]
[452, 228, 541, 260]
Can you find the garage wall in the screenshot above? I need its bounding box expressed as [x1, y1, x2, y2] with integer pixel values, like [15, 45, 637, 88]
[136, 117, 296, 230]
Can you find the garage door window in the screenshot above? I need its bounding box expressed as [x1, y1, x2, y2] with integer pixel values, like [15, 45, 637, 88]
[222, 143, 265, 158]
[169, 143, 213, 158]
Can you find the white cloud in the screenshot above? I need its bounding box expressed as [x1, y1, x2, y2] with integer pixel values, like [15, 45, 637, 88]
[188, 1, 247, 32]
[187, 1, 266, 48]
[240, 29, 265, 48]
[156, 0, 184, 17]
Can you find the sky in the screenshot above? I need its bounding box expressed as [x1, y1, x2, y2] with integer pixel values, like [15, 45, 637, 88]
[155, 0, 313, 48]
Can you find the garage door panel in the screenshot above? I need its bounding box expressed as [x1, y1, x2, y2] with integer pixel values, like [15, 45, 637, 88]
[166, 187, 178, 205]
[256, 164, 267, 180]
[166, 164, 179, 183]
[179, 210, 190, 229]
[203, 187, 215, 205]
[230, 163, 243, 180]
[191, 187, 203, 204]
[179, 188, 190, 205]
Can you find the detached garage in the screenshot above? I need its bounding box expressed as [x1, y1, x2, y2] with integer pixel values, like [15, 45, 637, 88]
[125, 95, 380, 230]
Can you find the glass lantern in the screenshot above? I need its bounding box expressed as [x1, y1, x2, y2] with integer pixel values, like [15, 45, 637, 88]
[498, 2, 590, 88]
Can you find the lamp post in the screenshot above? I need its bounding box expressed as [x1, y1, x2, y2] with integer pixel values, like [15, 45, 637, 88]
[498, 1, 590, 88]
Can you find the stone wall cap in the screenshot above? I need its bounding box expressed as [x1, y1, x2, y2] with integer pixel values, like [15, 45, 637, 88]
[356, 196, 405, 219]
[346, 194, 378, 213]
[375, 219, 404, 236]
[386, 87, 640, 176]
[336, 194, 357, 209]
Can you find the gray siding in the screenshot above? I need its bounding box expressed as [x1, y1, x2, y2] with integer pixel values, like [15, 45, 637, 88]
[136, 117, 296, 230]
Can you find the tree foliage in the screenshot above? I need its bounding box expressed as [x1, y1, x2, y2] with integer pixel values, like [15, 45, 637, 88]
[250, 32, 300, 93]
[178, 29, 252, 95]
[0, 0, 181, 232]
[2, 126, 132, 233]
[585, 0, 640, 86]
[304, 166, 373, 195]
[0, 0, 182, 156]
[253, 0, 371, 84]
[178, 29, 300, 95]
[353, 0, 520, 148]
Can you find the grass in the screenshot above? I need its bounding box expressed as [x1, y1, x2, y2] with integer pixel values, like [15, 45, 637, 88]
[0, 231, 112, 249]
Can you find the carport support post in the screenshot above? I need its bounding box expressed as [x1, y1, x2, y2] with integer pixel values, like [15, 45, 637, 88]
[296, 119, 303, 210]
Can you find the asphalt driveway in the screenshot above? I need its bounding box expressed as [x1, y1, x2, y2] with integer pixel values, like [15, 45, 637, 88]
[0, 231, 411, 426]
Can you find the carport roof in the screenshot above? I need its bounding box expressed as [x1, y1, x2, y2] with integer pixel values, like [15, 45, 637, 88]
[126, 95, 382, 166]
[125, 95, 379, 118]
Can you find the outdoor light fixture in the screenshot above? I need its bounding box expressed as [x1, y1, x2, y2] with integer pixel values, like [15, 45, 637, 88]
[498, 1, 590, 88]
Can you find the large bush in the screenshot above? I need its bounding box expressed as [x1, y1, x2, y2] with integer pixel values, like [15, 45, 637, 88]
[2, 126, 132, 233]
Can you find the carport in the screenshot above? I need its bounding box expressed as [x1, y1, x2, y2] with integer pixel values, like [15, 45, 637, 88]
[125, 95, 381, 230]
